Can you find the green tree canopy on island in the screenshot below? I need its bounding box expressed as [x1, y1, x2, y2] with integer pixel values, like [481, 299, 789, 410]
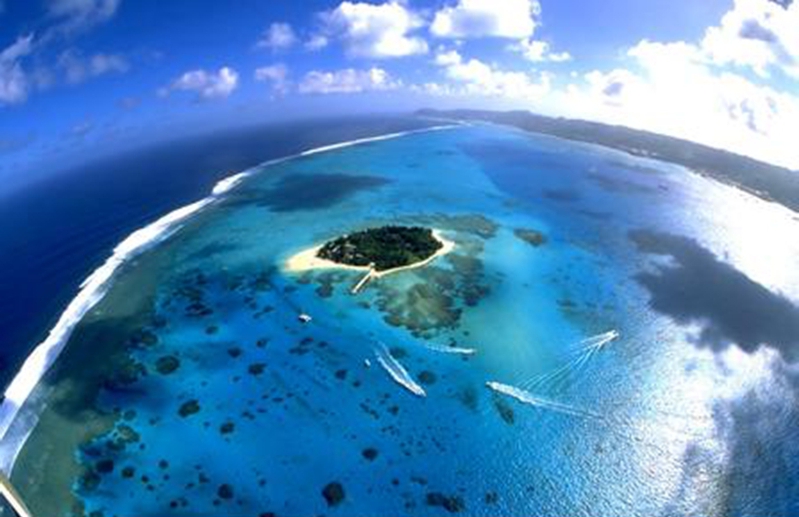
[318, 226, 442, 271]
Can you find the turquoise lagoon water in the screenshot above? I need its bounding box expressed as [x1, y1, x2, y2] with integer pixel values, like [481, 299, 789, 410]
[9, 123, 799, 516]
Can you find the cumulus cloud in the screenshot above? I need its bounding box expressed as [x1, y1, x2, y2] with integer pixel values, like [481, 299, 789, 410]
[254, 63, 289, 94]
[560, 38, 799, 168]
[430, 49, 551, 98]
[431, 0, 539, 39]
[1, 0, 125, 106]
[58, 49, 128, 84]
[0, 35, 34, 105]
[701, 0, 799, 78]
[305, 34, 329, 51]
[513, 39, 572, 62]
[298, 67, 400, 94]
[160, 67, 239, 100]
[256, 22, 297, 52]
[319, 1, 428, 58]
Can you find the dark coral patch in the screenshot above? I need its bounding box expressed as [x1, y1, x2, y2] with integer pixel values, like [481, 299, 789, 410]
[362, 447, 379, 461]
[426, 492, 465, 513]
[248, 363, 266, 376]
[418, 370, 438, 385]
[155, 355, 180, 375]
[217, 483, 234, 500]
[257, 173, 390, 212]
[178, 400, 201, 417]
[514, 228, 547, 247]
[322, 481, 346, 507]
[494, 399, 515, 425]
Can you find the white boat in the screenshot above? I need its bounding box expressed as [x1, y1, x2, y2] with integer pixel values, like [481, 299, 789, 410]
[298, 313, 312, 323]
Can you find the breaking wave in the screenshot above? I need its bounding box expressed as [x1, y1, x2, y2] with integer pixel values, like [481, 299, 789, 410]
[0, 123, 457, 472]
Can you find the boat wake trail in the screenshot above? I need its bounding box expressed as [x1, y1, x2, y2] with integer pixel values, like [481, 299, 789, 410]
[375, 344, 426, 397]
[524, 330, 619, 391]
[422, 342, 477, 355]
[0, 123, 458, 472]
[486, 381, 603, 420]
[579, 329, 619, 350]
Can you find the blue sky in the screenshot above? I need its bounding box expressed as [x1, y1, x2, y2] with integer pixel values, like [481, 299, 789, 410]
[1, 0, 798, 192]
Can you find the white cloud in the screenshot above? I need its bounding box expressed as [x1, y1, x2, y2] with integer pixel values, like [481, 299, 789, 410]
[0, 35, 34, 105]
[68, 120, 94, 139]
[0, 1, 123, 106]
[254, 63, 289, 94]
[431, 0, 539, 39]
[298, 67, 400, 94]
[320, 1, 428, 58]
[558, 37, 799, 168]
[305, 34, 329, 51]
[431, 49, 550, 98]
[514, 39, 571, 62]
[161, 67, 239, 100]
[700, 0, 799, 79]
[46, 0, 121, 35]
[58, 49, 128, 84]
[256, 22, 297, 52]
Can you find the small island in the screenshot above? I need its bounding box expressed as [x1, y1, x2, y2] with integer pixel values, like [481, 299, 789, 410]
[286, 225, 454, 292]
[318, 226, 442, 271]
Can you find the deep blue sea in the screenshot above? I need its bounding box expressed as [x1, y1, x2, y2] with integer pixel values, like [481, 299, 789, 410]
[0, 116, 437, 389]
[4, 119, 799, 517]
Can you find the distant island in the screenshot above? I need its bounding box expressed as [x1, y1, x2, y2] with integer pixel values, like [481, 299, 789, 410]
[286, 226, 454, 291]
[418, 108, 799, 213]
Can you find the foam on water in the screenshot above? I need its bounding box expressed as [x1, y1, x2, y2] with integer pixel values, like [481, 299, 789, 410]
[487, 381, 603, 420]
[298, 125, 457, 158]
[375, 343, 426, 397]
[523, 330, 619, 390]
[0, 199, 211, 471]
[211, 171, 249, 196]
[0, 124, 457, 472]
[579, 329, 619, 350]
[421, 342, 477, 355]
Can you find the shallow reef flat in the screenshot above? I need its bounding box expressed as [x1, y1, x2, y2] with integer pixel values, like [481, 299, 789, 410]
[9, 123, 799, 517]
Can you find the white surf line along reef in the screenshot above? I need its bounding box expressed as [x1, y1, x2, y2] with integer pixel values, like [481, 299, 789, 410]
[374, 343, 426, 397]
[0, 123, 458, 471]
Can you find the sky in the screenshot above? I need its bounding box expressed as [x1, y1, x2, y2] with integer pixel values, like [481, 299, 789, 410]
[1, 0, 798, 192]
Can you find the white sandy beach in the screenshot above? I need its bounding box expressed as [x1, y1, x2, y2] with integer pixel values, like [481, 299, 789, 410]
[284, 229, 455, 279]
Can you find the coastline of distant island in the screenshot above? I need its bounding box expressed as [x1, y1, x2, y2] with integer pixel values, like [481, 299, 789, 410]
[417, 108, 799, 214]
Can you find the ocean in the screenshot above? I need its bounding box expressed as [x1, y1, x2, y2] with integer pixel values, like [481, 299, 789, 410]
[0, 116, 438, 390]
[3, 119, 799, 516]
